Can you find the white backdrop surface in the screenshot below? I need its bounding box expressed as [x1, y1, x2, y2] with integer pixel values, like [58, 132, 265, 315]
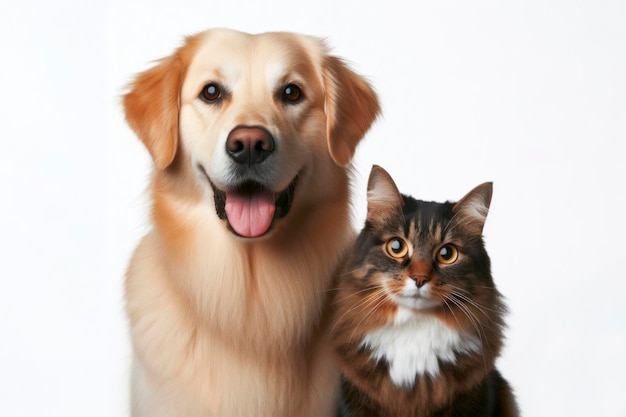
[1, 0, 625, 416]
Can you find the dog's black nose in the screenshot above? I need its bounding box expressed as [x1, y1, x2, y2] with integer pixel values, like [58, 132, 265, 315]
[226, 126, 275, 165]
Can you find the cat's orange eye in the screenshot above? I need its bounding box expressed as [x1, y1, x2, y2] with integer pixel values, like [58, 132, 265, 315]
[436, 244, 458, 265]
[385, 238, 408, 259]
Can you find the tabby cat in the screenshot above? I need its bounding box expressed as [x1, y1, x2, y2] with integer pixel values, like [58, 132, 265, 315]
[332, 166, 519, 417]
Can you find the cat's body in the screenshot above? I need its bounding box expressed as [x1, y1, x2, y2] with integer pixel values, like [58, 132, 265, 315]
[332, 166, 519, 417]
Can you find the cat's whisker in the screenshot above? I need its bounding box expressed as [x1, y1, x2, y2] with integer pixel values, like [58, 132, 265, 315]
[337, 265, 375, 279]
[446, 284, 506, 313]
[448, 291, 490, 317]
[445, 295, 490, 373]
[442, 298, 463, 330]
[330, 286, 387, 336]
[347, 291, 391, 342]
[442, 297, 491, 371]
[446, 296, 485, 345]
[336, 289, 384, 317]
[332, 284, 386, 305]
[446, 285, 501, 317]
[448, 293, 503, 333]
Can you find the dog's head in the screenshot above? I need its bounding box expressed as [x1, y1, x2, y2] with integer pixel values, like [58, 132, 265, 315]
[124, 29, 380, 239]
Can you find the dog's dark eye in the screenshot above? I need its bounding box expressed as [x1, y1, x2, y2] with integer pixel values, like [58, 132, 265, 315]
[200, 83, 222, 103]
[282, 84, 302, 103]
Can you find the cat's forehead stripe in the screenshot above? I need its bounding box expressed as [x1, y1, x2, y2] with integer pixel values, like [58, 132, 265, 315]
[406, 217, 416, 241]
[413, 210, 444, 239]
[434, 223, 444, 241]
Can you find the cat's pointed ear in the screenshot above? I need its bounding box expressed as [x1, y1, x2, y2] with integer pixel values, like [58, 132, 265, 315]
[452, 182, 493, 235]
[366, 165, 404, 222]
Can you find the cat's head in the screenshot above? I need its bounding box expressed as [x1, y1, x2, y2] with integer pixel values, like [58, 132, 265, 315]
[350, 165, 497, 326]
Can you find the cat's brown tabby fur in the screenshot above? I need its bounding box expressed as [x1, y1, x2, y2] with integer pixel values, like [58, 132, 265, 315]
[332, 166, 519, 417]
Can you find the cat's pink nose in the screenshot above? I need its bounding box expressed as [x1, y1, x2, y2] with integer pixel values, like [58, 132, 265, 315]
[410, 273, 431, 288]
[409, 261, 432, 288]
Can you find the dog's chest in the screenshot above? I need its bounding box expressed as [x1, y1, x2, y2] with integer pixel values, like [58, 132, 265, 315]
[359, 308, 481, 387]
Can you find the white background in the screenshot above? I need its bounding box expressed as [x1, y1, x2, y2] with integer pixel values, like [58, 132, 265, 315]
[1, 0, 625, 416]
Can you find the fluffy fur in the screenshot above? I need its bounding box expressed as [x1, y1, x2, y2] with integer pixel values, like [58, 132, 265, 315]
[332, 166, 519, 417]
[123, 29, 380, 416]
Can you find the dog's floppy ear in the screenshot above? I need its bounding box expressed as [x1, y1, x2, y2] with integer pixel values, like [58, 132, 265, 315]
[323, 56, 380, 166]
[123, 53, 184, 170]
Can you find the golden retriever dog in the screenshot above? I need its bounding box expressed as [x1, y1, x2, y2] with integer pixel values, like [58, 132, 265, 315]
[123, 29, 380, 416]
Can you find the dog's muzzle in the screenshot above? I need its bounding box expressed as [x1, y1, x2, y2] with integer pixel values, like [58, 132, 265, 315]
[200, 126, 299, 239]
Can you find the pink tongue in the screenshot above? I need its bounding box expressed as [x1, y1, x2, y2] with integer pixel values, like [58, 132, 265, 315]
[225, 192, 276, 238]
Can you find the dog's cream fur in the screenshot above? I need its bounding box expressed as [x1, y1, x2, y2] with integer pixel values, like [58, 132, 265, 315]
[123, 29, 380, 416]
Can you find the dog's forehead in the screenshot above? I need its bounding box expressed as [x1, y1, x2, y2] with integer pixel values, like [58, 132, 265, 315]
[182, 30, 325, 97]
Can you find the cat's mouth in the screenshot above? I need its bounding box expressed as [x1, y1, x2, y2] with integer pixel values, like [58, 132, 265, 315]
[199, 165, 299, 238]
[393, 290, 440, 311]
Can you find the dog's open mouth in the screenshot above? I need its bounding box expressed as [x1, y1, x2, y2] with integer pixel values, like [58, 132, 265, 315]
[209, 175, 299, 238]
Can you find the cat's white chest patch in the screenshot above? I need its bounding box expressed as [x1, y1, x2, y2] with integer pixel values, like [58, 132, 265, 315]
[359, 308, 481, 387]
